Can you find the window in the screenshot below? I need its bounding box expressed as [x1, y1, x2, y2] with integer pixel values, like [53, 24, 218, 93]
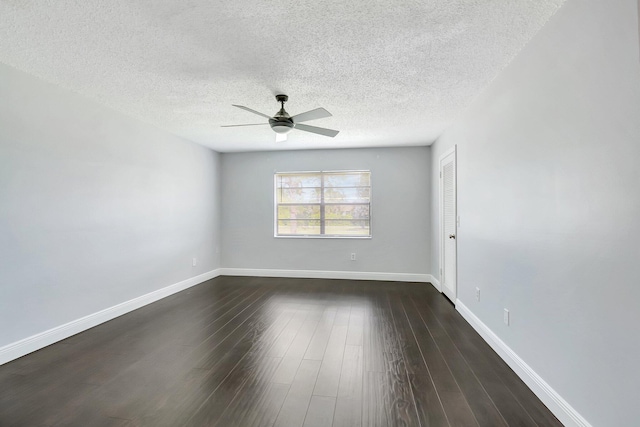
[275, 170, 371, 238]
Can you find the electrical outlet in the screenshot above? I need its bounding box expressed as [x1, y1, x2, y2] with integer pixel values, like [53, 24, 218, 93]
[503, 309, 510, 326]
[192, 257, 197, 267]
[475, 287, 480, 302]
[350, 253, 356, 261]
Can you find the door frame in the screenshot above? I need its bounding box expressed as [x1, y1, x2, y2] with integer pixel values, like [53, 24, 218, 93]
[439, 145, 457, 303]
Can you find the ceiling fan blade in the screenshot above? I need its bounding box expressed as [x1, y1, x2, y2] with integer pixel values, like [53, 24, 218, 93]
[220, 123, 268, 127]
[290, 107, 332, 123]
[276, 133, 288, 143]
[294, 123, 339, 138]
[232, 105, 273, 120]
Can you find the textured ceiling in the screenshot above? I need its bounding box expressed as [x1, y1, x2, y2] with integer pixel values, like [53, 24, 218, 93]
[0, 0, 564, 152]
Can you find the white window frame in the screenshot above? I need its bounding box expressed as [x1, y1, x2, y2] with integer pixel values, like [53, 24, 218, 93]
[274, 170, 372, 239]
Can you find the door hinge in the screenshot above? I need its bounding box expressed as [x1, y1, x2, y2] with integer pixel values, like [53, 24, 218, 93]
[440, 171, 442, 178]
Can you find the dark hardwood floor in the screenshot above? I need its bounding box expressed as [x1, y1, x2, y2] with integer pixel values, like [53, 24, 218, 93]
[0, 277, 563, 426]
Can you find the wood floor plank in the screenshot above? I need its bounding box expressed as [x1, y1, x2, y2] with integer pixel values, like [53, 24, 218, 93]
[332, 344, 363, 427]
[410, 295, 508, 427]
[345, 307, 364, 346]
[134, 297, 293, 425]
[173, 283, 263, 346]
[388, 292, 450, 427]
[304, 306, 338, 360]
[184, 306, 299, 425]
[272, 317, 320, 384]
[189, 305, 311, 425]
[191, 284, 277, 356]
[313, 306, 350, 397]
[0, 372, 100, 427]
[303, 395, 336, 427]
[274, 359, 322, 427]
[183, 288, 304, 423]
[362, 370, 389, 427]
[188, 356, 282, 427]
[372, 289, 420, 427]
[236, 382, 291, 427]
[402, 293, 479, 427]
[312, 323, 348, 397]
[363, 289, 384, 373]
[285, 311, 323, 360]
[268, 307, 311, 358]
[194, 289, 288, 370]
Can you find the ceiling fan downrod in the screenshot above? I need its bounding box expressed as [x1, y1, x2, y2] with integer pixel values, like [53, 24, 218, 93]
[275, 94, 289, 117]
[271, 94, 293, 134]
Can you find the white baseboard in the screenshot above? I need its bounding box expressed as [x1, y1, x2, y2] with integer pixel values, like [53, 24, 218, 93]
[428, 275, 442, 292]
[455, 300, 592, 427]
[219, 268, 429, 283]
[0, 269, 222, 366]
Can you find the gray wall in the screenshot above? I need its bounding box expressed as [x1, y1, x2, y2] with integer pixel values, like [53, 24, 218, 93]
[0, 63, 222, 348]
[430, 0, 640, 425]
[221, 147, 431, 275]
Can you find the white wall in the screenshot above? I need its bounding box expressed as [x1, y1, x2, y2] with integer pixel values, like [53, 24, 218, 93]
[430, 0, 640, 425]
[221, 147, 431, 277]
[0, 63, 221, 349]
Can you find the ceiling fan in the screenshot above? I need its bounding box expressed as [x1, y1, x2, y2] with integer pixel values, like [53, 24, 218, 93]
[221, 94, 339, 142]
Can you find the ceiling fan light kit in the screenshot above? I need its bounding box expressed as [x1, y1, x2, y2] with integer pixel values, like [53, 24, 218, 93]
[222, 94, 339, 142]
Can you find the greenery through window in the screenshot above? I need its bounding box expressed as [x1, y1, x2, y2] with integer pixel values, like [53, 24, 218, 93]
[275, 171, 371, 237]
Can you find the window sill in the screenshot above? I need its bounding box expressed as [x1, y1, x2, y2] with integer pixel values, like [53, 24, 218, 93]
[274, 235, 372, 240]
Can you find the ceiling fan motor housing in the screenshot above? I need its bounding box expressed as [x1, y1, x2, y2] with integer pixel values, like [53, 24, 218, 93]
[269, 118, 294, 134]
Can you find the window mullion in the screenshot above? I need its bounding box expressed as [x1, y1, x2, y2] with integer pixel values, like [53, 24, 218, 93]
[320, 173, 326, 235]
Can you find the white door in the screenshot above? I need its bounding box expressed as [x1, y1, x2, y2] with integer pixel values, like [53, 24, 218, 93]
[440, 147, 457, 302]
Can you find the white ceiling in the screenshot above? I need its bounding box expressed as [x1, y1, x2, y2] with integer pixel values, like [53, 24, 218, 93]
[0, 0, 564, 153]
